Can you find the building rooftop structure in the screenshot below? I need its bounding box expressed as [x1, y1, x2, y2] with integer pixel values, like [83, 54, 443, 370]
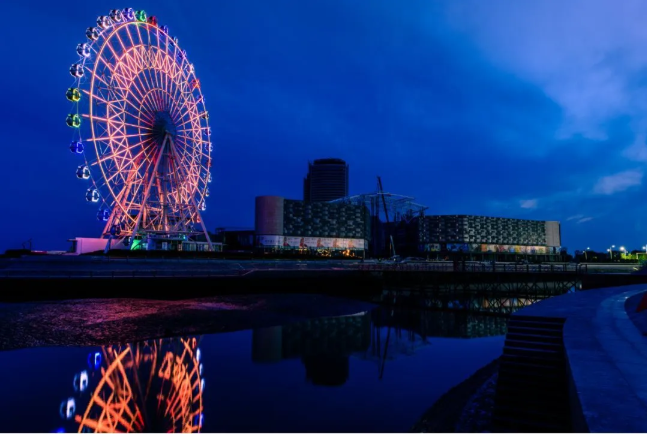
[303, 158, 349, 203]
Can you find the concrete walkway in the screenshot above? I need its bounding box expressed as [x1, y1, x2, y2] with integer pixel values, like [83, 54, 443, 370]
[512, 284, 647, 432]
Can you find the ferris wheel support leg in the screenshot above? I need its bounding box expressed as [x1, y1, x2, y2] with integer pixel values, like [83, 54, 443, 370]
[167, 135, 214, 252]
[102, 157, 144, 239]
[132, 136, 168, 240]
[192, 196, 214, 251]
[103, 235, 113, 254]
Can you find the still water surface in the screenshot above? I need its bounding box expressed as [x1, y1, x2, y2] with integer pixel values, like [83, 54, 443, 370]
[0, 306, 506, 433]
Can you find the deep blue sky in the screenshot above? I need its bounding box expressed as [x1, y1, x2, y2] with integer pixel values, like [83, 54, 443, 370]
[1, 0, 646, 252]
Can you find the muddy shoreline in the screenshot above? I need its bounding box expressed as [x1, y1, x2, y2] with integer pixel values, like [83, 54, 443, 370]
[0, 294, 376, 352]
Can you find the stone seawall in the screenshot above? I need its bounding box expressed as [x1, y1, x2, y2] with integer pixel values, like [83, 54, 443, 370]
[492, 284, 647, 433]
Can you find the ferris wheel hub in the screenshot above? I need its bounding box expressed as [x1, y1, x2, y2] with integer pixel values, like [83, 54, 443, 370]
[151, 111, 177, 144]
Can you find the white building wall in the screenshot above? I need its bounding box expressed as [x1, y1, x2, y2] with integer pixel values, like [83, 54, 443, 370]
[545, 221, 561, 247]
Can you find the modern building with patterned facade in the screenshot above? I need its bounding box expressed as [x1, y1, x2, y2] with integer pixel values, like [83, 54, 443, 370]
[255, 195, 370, 254]
[396, 215, 562, 259]
[303, 158, 349, 203]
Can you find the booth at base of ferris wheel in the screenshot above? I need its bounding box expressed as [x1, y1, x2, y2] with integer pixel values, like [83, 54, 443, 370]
[67, 235, 223, 255]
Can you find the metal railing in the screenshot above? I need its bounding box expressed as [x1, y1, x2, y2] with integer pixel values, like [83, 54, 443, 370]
[356, 262, 588, 274]
[0, 260, 591, 278]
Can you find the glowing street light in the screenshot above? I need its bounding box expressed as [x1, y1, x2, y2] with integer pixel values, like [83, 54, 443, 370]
[608, 245, 615, 261]
[584, 247, 590, 261]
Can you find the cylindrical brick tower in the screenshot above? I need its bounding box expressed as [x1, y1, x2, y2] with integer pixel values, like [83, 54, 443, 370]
[255, 195, 285, 235]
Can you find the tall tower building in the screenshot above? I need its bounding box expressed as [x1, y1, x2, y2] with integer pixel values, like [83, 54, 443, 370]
[303, 158, 349, 202]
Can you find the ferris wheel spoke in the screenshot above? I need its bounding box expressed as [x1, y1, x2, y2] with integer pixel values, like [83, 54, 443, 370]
[116, 28, 137, 75]
[129, 84, 160, 118]
[146, 26, 163, 94]
[114, 44, 147, 90]
[86, 132, 150, 143]
[167, 97, 188, 126]
[122, 108, 156, 130]
[174, 111, 203, 133]
[126, 67, 160, 113]
[93, 136, 154, 168]
[172, 139, 200, 180]
[175, 116, 203, 141]
[167, 69, 186, 111]
[88, 69, 128, 102]
[169, 136, 207, 206]
[109, 178, 141, 227]
[154, 66, 168, 110]
[167, 80, 188, 119]
[87, 115, 153, 132]
[175, 146, 203, 180]
[112, 44, 156, 116]
[133, 71, 164, 114]
[123, 137, 157, 169]
[169, 165, 191, 210]
[176, 134, 207, 161]
[104, 151, 144, 186]
[96, 56, 133, 101]
[173, 81, 198, 117]
[129, 25, 158, 99]
[168, 56, 191, 101]
[131, 139, 166, 236]
[102, 38, 134, 85]
[93, 91, 137, 126]
[138, 24, 157, 91]
[162, 37, 174, 111]
[174, 105, 200, 132]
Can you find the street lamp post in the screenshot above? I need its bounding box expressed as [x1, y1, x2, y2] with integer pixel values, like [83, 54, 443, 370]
[620, 246, 626, 261]
[608, 245, 615, 261]
[584, 247, 590, 261]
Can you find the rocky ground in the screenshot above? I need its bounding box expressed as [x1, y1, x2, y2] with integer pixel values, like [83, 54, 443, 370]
[410, 357, 500, 433]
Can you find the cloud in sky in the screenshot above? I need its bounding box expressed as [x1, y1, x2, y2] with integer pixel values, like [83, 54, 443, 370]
[519, 199, 538, 209]
[443, 0, 647, 142]
[622, 133, 647, 162]
[593, 169, 643, 195]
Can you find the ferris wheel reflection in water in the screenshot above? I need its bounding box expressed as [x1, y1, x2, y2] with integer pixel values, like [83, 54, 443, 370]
[56, 337, 204, 433]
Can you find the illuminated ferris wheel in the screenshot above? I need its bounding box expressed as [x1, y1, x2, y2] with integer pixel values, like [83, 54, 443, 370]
[66, 8, 213, 248]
